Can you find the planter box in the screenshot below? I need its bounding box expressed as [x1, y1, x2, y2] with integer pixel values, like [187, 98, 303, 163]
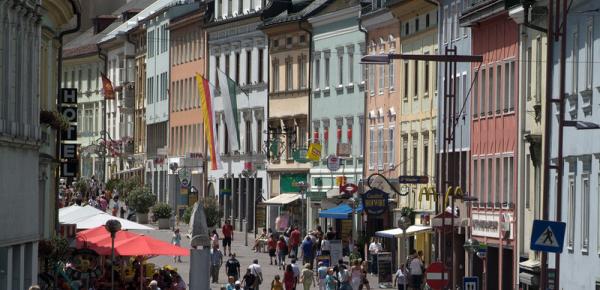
[136, 213, 149, 224]
[158, 218, 170, 229]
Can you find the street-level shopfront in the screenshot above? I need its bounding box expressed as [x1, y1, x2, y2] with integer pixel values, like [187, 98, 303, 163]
[262, 173, 307, 232]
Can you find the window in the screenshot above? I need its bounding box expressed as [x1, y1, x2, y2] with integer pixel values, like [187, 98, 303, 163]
[404, 62, 409, 100]
[299, 55, 306, 89]
[488, 66, 493, 114]
[480, 68, 486, 115]
[300, 35, 306, 43]
[389, 62, 395, 90]
[235, 52, 240, 83]
[424, 55, 429, 95]
[238, 0, 242, 14]
[480, 159, 485, 203]
[246, 50, 252, 85]
[148, 30, 154, 57]
[387, 127, 395, 166]
[369, 126, 375, 168]
[473, 159, 479, 201]
[426, 14, 430, 27]
[256, 120, 262, 154]
[147, 77, 153, 104]
[359, 117, 364, 155]
[507, 61, 515, 111]
[325, 53, 330, 88]
[405, 22, 409, 35]
[414, 60, 419, 98]
[315, 58, 321, 89]
[87, 68, 92, 91]
[415, 18, 419, 32]
[567, 175, 575, 250]
[535, 37, 542, 103]
[412, 137, 418, 174]
[225, 54, 230, 78]
[585, 23, 593, 90]
[582, 173, 590, 251]
[572, 31, 579, 94]
[402, 136, 408, 174]
[526, 46, 532, 101]
[496, 157, 502, 203]
[348, 51, 354, 84]
[286, 37, 292, 46]
[245, 120, 252, 154]
[487, 158, 493, 204]
[496, 65, 502, 112]
[473, 70, 479, 116]
[369, 64, 375, 95]
[423, 138, 429, 175]
[377, 126, 384, 169]
[338, 52, 344, 86]
[258, 48, 264, 83]
[215, 55, 221, 90]
[286, 57, 293, 90]
[378, 64, 384, 94]
[323, 124, 329, 155]
[506, 156, 514, 204]
[228, 0, 232, 16]
[272, 59, 279, 91]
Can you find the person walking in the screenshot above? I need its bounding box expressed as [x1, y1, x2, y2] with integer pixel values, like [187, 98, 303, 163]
[277, 236, 288, 269]
[242, 268, 257, 290]
[300, 263, 316, 290]
[394, 264, 408, 290]
[211, 230, 220, 248]
[271, 275, 284, 290]
[289, 226, 301, 258]
[300, 236, 314, 267]
[110, 195, 120, 216]
[408, 252, 423, 290]
[268, 235, 278, 265]
[317, 261, 328, 290]
[226, 253, 241, 281]
[290, 259, 300, 286]
[368, 238, 382, 275]
[350, 260, 362, 290]
[324, 268, 337, 290]
[171, 228, 182, 263]
[222, 220, 234, 256]
[320, 235, 331, 256]
[248, 259, 263, 290]
[226, 276, 236, 290]
[337, 264, 352, 290]
[210, 244, 224, 283]
[283, 264, 296, 290]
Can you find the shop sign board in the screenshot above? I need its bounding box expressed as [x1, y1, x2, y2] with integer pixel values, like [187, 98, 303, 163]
[361, 188, 389, 215]
[60, 88, 78, 178]
[327, 155, 341, 172]
[425, 262, 449, 290]
[377, 252, 393, 287]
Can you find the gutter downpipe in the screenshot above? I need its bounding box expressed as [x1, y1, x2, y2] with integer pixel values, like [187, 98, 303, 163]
[299, 20, 312, 238]
[56, 0, 81, 235]
[357, 4, 368, 263]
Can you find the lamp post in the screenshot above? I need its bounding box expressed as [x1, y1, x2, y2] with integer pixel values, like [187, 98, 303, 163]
[463, 238, 480, 277]
[105, 219, 122, 290]
[296, 181, 310, 235]
[347, 197, 358, 244]
[397, 215, 412, 268]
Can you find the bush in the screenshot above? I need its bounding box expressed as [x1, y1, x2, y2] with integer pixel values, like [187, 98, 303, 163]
[126, 186, 156, 214]
[182, 206, 193, 224]
[153, 203, 173, 219]
[199, 196, 222, 227]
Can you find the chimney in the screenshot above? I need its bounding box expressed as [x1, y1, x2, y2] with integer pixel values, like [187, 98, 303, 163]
[93, 15, 118, 34]
[122, 9, 142, 21]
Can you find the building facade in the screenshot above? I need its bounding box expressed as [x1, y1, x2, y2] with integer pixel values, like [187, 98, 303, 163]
[206, 0, 270, 232]
[550, 0, 600, 288]
[167, 6, 207, 213]
[0, 0, 77, 288]
[461, 1, 520, 288]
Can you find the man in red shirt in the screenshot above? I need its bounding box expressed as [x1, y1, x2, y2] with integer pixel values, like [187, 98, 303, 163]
[289, 226, 301, 258]
[222, 220, 234, 256]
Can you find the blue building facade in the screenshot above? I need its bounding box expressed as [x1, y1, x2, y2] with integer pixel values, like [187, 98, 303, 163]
[307, 2, 365, 233]
[550, 0, 600, 288]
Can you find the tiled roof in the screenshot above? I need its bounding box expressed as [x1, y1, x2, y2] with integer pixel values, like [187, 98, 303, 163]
[262, 0, 330, 27]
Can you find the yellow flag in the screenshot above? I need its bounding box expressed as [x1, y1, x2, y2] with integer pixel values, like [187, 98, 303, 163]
[306, 143, 322, 161]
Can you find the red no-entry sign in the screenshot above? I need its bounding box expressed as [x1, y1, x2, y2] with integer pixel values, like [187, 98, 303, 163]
[425, 262, 449, 290]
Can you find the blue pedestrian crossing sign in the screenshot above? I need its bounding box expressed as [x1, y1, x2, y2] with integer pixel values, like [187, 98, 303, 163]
[463, 276, 479, 290]
[530, 219, 566, 253]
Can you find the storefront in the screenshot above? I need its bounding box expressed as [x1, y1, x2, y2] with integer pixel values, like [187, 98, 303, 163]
[375, 225, 433, 268]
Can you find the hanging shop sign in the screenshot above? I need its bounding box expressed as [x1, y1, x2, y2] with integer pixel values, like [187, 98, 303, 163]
[361, 188, 389, 216]
[327, 155, 341, 172]
[306, 143, 322, 162]
[60, 88, 78, 178]
[398, 175, 429, 184]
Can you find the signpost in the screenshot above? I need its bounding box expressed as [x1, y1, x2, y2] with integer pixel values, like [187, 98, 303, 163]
[377, 252, 393, 288]
[425, 262, 449, 290]
[327, 155, 341, 172]
[398, 175, 429, 184]
[463, 276, 479, 290]
[530, 219, 566, 253]
[361, 188, 389, 215]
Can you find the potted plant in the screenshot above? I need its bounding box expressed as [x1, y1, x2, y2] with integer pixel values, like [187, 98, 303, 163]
[153, 203, 172, 229]
[40, 110, 70, 131]
[125, 186, 156, 224]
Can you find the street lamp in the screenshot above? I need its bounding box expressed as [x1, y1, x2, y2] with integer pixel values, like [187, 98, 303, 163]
[347, 197, 358, 244]
[296, 181, 310, 235]
[397, 215, 412, 267]
[105, 219, 122, 290]
[463, 238, 480, 277]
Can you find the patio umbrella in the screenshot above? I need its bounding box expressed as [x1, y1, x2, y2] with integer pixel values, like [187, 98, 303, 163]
[75, 226, 138, 251]
[106, 235, 190, 257]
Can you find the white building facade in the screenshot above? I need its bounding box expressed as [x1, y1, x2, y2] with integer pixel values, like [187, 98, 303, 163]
[207, 0, 269, 231]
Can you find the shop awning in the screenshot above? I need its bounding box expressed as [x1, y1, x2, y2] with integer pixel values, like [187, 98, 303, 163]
[318, 203, 363, 219]
[262, 193, 301, 206]
[375, 225, 433, 238]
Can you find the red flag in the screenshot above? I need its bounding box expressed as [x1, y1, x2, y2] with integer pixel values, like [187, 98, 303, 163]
[101, 72, 115, 100]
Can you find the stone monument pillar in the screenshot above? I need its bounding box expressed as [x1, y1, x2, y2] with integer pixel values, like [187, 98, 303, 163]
[188, 202, 211, 290]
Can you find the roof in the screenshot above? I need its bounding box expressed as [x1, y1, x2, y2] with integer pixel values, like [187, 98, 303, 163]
[261, 0, 331, 28]
[63, 0, 157, 57]
[100, 0, 184, 43]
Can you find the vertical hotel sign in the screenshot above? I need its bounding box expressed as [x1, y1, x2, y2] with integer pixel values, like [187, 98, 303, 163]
[60, 88, 78, 178]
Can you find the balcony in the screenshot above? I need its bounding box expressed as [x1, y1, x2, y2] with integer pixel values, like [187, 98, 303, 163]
[360, 0, 387, 16]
